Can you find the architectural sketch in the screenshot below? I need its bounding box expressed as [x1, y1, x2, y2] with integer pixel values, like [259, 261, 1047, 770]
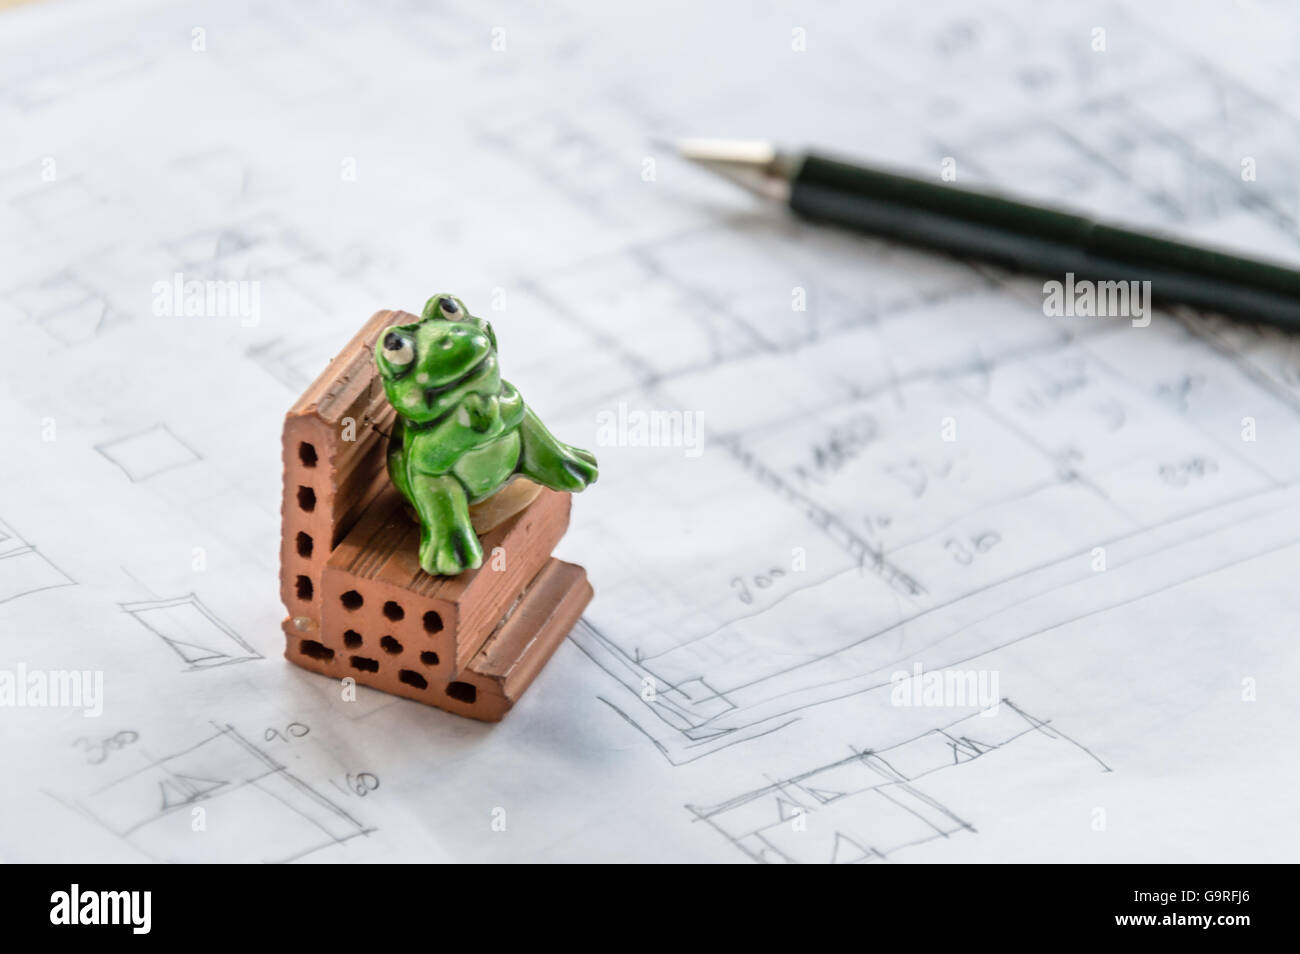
[121, 594, 262, 670]
[688, 700, 1109, 863]
[65, 724, 371, 863]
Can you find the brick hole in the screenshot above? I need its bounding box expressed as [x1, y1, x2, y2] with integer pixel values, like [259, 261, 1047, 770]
[297, 486, 316, 512]
[420, 651, 439, 667]
[380, 635, 403, 655]
[382, 600, 405, 622]
[299, 441, 317, 467]
[343, 630, 362, 649]
[340, 590, 364, 610]
[296, 531, 313, 558]
[423, 610, 443, 634]
[446, 681, 477, 704]
[350, 656, 379, 673]
[295, 575, 313, 600]
[399, 670, 428, 690]
[299, 639, 334, 661]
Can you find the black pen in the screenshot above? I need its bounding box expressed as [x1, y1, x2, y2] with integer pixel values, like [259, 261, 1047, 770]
[671, 138, 1300, 330]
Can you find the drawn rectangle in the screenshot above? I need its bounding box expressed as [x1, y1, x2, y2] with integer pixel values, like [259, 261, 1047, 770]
[96, 424, 199, 481]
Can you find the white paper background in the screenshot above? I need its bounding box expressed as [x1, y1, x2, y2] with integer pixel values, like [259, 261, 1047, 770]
[1, 0, 1297, 862]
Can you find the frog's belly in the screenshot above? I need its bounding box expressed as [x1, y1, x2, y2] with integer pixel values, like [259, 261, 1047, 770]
[454, 430, 521, 502]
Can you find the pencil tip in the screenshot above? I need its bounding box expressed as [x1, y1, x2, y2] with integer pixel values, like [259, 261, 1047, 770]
[656, 139, 792, 199]
[673, 138, 779, 164]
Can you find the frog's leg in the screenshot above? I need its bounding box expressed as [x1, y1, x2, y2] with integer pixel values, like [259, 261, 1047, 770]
[516, 406, 598, 492]
[409, 472, 484, 575]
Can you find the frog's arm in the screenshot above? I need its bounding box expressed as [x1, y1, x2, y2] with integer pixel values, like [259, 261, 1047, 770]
[458, 392, 500, 432]
[458, 382, 523, 432]
[406, 417, 479, 475]
[498, 381, 524, 430]
[386, 416, 412, 503]
[516, 404, 598, 492]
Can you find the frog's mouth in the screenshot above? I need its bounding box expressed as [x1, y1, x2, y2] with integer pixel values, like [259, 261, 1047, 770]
[423, 352, 494, 408]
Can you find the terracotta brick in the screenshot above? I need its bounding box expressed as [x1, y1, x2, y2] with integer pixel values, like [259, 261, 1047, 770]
[458, 558, 592, 716]
[279, 310, 409, 632]
[318, 486, 572, 676]
[283, 558, 591, 721]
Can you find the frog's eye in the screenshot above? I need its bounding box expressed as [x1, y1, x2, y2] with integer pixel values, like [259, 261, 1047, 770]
[437, 296, 461, 319]
[381, 331, 415, 369]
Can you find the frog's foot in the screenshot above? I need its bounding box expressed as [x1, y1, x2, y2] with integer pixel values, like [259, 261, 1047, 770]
[419, 521, 484, 576]
[518, 407, 599, 492]
[559, 445, 599, 489]
[523, 441, 598, 492]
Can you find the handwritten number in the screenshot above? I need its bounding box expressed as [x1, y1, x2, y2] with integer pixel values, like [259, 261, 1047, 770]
[346, 772, 380, 796]
[73, 730, 139, 765]
[945, 532, 1000, 565]
[732, 568, 789, 603]
[265, 722, 311, 743]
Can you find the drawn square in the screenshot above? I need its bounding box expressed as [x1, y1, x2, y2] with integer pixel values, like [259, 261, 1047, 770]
[97, 424, 199, 481]
[664, 677, 735, 719]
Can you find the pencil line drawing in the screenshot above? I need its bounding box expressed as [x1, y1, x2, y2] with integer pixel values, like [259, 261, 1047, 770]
[63, 723, 372, 864]
[0, 519, 76, 605]
[121, 594, 262, 670]
[95, 423, 202, 482]
[687, 700, 1108, 863]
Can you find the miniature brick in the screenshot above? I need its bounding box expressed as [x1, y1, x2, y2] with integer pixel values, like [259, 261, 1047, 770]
[283, 559, 590, 721]
[319, 485, 572, 675]
[279, 310, 407, 634]
[460, 558, 591, 715]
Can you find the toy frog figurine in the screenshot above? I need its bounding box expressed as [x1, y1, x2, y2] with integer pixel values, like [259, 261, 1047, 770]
[375, 294, 598, 576]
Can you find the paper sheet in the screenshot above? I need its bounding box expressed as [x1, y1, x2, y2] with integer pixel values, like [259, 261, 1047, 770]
[2, 0, 1298, 862]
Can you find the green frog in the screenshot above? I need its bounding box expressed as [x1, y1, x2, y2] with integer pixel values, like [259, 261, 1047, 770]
[375, 294, 598, 576]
